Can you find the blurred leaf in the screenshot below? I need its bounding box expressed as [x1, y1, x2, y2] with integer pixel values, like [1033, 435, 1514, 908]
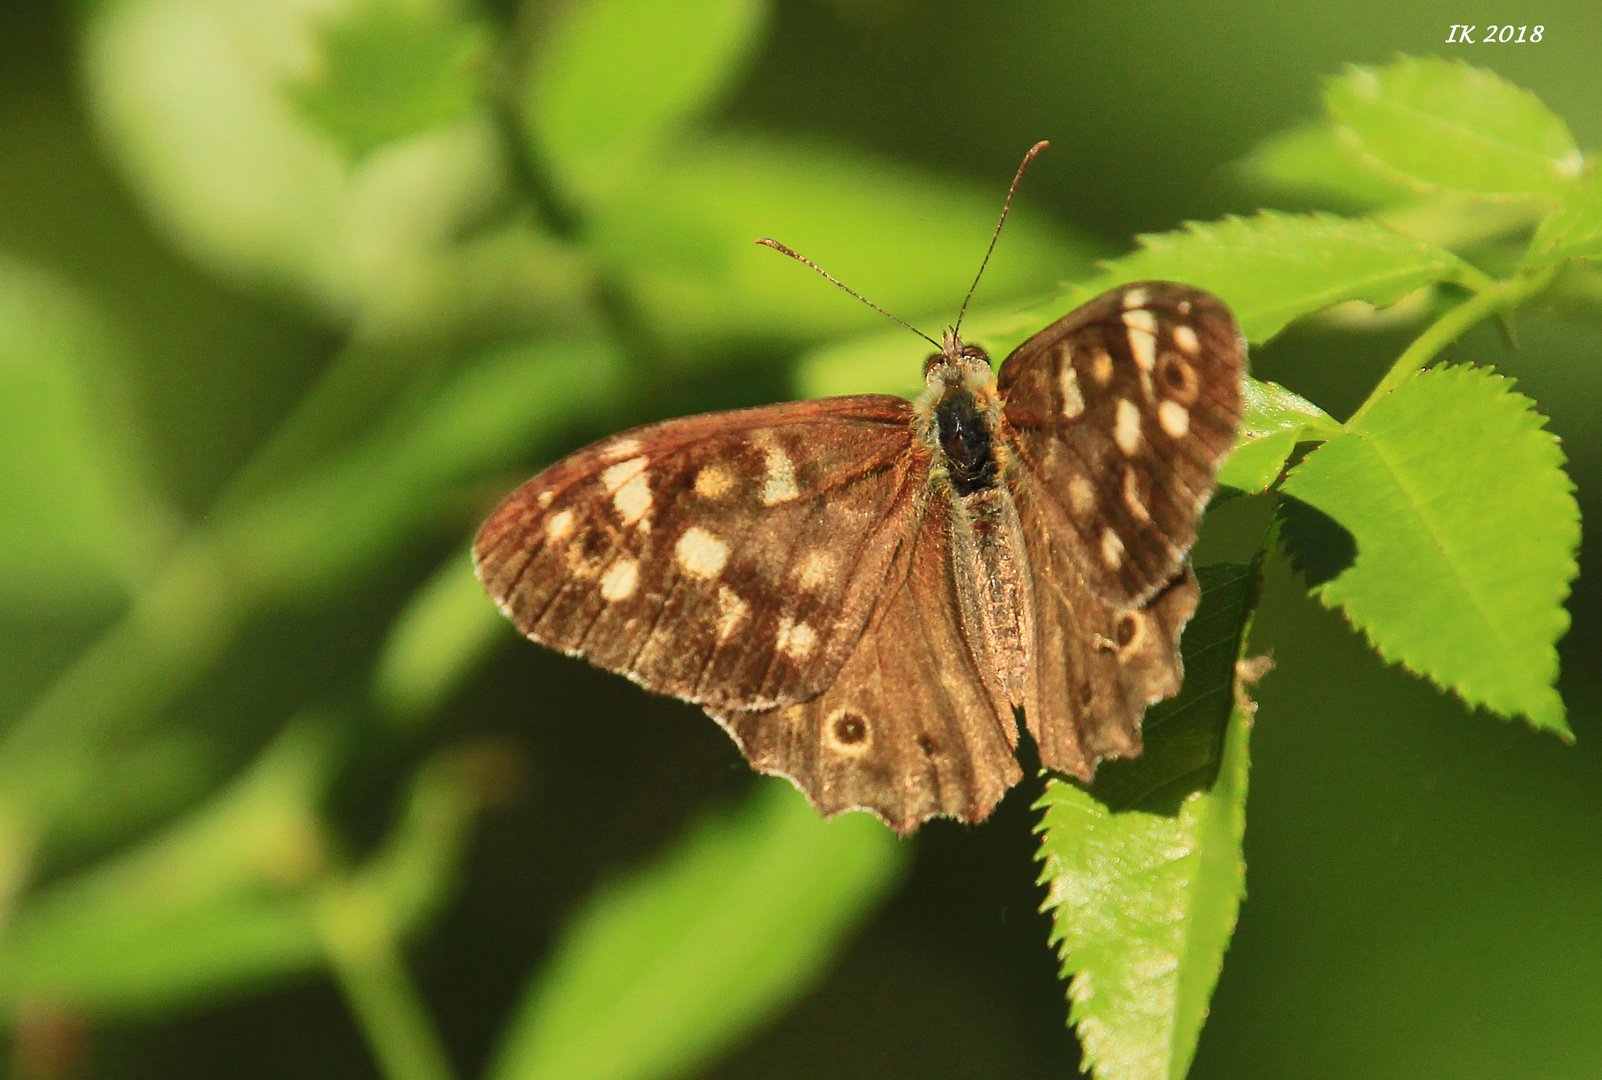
[488, 779, 906, 1080]
[1234, 121, 1420, 209]
[332, 742, 502, 931]
[592, 137, 1093, 354]
[795, 303, 1045, 399]
[84, 0, 513, 323]
[1324, 58, 1584, 199]
[1036, 562, 1259, 1080]
[1000, 212, 1486, 353]
[1281, 365, 1577, 737]
[292, 1, 489, 160]
[0, 721, 335, 1013]
[222, 336, 622, 602]
[373, 546, 510, 726]
[526, 0, 767, 203]
[0, 257, 170, 610]
[1525, 167, 1602, 268]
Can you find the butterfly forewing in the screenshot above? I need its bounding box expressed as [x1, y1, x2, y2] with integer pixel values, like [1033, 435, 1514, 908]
[998, 281, 1245, 606]
[474, 396, 922, 712]
[714, 482, 1023, 835]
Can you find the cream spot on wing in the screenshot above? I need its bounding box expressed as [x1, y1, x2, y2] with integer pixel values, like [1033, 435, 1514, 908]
[1115, 398, 1142, 455]
[601, 456, 647, 492]
[1122, 288, 1149, 310]
[675, 526, 729, 579]
[1058, 360, 1085, 418]
[775, 615, 818, 660]
[1091, 349, 1114, 386]
[1159, 400, 1191, 438]
[537, 490, 554, 507]
[603, 438, 641, 461]
[755, 432, 799, 505]
[612, 471, 652, 527]
[545, 509, 575, 541]
[797, 550, 836, 590]
[1123, 309, 1158, 371]
[1172, 324, 1200, 355]
[599, 558, 638, 601]
[1101, 529, 1125, 569]
[694, 465, 733, 499]
[715, 585, 748, 639]
[1069, 475, 1095, 514]
[1177, 299, 1192, 316]
[1122, 467, 1150, 522]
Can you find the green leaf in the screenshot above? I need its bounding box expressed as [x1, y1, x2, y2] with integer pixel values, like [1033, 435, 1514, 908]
[526, 0, 767, 202]
[1036, 562, 1260, 1080]
[1525, 167, 1602, 267]
[1234, 122, 1421, 210]
[1217, 378, 1341, 494]
[999, 212, 1483, 352]
[1281, 365, 1577, 737]
[0, 722, 334, 1012]
[222, 336, 622, 601]
[373, 546, 509, 727]
[290, 2, 489, 160]
[83, 0, 522, 324]
[592, 137, 1091, 352]
[0, 257, 170, 610]
[1324, 58, 1584, 199]
[488, 779, 905, 1080]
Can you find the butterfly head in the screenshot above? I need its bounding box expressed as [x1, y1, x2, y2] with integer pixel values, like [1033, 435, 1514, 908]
[924, 326, 993, 379]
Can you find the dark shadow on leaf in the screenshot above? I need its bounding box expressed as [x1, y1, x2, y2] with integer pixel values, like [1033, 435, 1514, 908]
[1277, 493, 1357, 587]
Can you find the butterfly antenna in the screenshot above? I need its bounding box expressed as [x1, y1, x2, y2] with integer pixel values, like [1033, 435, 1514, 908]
[953, 140, 1050, 337]
[755, 237, 942, 350]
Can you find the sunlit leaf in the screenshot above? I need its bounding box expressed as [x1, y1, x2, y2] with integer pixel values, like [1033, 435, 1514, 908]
[526, 0, 766, 203]
[998, 212, 1484, 355]
[1325, 58, 1584, 199]
[1281, 365, 1577, 737]
[1036, 562, 1259, 1080]
[1216, 378, 1339, 495]
[83, 0, 515, 323]
[488, 779, 905, 1080]
[1234, 121, 1420, 209]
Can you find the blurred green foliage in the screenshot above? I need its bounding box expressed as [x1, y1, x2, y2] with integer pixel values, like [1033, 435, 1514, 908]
[1, 2, 1599, 1080]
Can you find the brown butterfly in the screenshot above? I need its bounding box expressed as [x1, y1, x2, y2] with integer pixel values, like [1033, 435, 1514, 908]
[475, 159, 1245, 834]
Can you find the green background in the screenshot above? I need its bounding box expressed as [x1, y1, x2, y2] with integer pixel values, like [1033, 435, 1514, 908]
[2, 1, 1598, 1078]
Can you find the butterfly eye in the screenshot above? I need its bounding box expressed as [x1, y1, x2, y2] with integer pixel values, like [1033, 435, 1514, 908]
[959, 344, 991, 363]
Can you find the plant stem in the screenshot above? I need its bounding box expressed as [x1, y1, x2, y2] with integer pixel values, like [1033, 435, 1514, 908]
[1350, 265, 1558, 425]
[318, 886, 458, 1080]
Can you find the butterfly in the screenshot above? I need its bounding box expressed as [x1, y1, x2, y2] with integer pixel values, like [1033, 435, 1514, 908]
[474, 273, 1246, 833]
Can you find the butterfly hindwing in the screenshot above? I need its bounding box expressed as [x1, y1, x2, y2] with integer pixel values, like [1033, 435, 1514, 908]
[474, 396, 922, 712]
[998, 281, 1245, 607]
[1014, 470, 1201, 780]
[714, 482, 1023, 835]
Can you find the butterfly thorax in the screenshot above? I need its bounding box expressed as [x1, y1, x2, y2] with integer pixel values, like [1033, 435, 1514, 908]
[914, 333, 1035, 709]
